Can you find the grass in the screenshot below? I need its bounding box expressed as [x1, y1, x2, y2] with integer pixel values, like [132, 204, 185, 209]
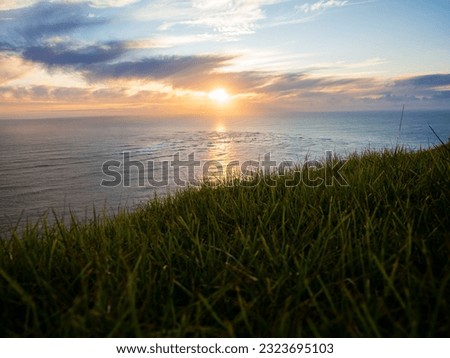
[0, 145, 449, 337]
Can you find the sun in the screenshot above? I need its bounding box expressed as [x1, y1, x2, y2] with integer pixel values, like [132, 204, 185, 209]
[208, 88, 230, 104]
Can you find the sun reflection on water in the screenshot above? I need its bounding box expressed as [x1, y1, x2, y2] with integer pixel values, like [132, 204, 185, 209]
[202, 122, 239, 183]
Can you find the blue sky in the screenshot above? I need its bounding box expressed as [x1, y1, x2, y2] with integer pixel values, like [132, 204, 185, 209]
[0, 0, 449, 118]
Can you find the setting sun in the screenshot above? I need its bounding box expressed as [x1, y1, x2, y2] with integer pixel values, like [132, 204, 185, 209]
[208, 88, 230, 104]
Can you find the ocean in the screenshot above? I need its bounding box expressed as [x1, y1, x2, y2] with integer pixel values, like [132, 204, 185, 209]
[0, 110, 448, 231]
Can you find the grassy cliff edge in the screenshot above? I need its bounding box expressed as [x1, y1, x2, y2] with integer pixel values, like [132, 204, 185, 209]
[0, 145, 449, 337]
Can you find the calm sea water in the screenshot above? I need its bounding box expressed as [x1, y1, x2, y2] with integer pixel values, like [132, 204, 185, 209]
[0, 111, 449, 231]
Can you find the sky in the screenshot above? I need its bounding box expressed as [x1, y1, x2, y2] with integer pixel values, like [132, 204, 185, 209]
[0, 0, 449, 118]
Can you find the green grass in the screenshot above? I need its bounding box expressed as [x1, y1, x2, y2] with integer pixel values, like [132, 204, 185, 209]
[0, 145, 449, 337]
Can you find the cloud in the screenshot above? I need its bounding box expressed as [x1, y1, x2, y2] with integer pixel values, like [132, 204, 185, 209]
[261, 73, 371, 93]
[82, 0, 139, 7]
[222, 71, 450, 110]
[0, 53, 34, 84]
[0, 84, 146, 119]
[127, 34, 219, 49]
[0, 0, 138, 11]
[0, 0, 117, 82]
[1, 69, 450, 115]
[432, 91, 450, 100]
[298, 0, 348, 13]
[0, 1, 35, 11]
[22, 42, 127, 67]
[86, 55, 233, 81]
[395, 74, 450, 88]
[0, 1, 240, 85]
[186, 0, 269, 36]
[0, 85, 131, 102]
[354, 74, 450, 107]
[0, 1, 106, 48]
[18, 2, 105, 41]
[389, 74, 450, 101]
[138, 0, 281, 37]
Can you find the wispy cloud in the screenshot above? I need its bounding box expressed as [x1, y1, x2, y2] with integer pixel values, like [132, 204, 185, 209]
[300, 57, 388, 76]
[138, 0, 282, 37]
[184, 0, 270, 36]
[75, 0, 139, 8]
[261, 0, 359, 30]
[298, 0, 349, 13]
[128, 34, 217, 49]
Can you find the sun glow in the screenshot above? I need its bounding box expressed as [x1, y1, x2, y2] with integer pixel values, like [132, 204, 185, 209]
[208, 88, 230, 104]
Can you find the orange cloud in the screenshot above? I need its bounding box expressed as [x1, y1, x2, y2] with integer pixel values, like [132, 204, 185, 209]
[0, 54, 34, 84]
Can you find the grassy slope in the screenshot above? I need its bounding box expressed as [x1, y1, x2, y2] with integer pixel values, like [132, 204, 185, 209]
[0, 145, 449, 337]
